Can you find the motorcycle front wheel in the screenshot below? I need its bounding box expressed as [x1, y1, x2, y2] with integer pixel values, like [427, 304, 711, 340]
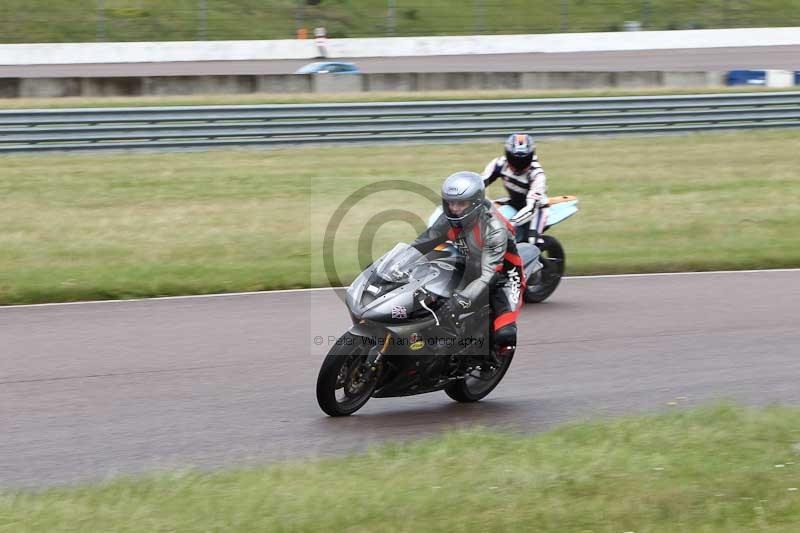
[524, 235, 565, 303]
[444, 348, 515, 402]
[316, 332, 379, 417]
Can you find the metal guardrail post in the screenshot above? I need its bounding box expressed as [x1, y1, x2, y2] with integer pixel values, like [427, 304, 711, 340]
[96, 0, 106, 42]
[387, 0, 396, 37]
[474, 0, 485, 35]
[198, 0, 207, 40]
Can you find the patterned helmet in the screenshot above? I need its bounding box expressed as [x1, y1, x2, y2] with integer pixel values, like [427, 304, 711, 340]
[504, 133, 535, 172]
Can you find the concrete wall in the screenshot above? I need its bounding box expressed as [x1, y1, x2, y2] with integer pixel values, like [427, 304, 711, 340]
[315, 71, 726, 93]
[2, 28, 799, 65]
[0, 71, 728, 98]
[326, 27, 800, 57]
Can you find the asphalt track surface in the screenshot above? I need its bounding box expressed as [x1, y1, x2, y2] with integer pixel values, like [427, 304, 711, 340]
[2, 46, 800, 78]
[1, 269, 799, 488]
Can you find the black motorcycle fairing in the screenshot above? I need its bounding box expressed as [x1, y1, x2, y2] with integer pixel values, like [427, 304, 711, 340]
[367, 305, 493, 398]
[338, 243, 495, 399]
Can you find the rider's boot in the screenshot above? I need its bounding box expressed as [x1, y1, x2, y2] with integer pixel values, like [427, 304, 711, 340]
[487, 324, 517, 367]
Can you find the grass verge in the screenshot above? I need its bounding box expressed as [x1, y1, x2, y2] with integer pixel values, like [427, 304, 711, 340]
[0, 86, 796, 110]
[2, 404, 799, 532]
[1, 129, 799, 305]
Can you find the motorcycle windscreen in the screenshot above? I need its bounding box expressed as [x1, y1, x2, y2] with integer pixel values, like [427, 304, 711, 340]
[427, 206, 444, 228]
[374, 243, 425, 282]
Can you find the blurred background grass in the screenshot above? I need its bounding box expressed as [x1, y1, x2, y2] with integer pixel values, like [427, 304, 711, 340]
[0, 0, 799, 43]
[1, 128, 798, 305]
[0, 87, 793, 110]
[3, 404, 799, 532]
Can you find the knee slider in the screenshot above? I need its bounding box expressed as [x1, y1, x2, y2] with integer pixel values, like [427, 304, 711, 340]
[494, 324, 517, 347]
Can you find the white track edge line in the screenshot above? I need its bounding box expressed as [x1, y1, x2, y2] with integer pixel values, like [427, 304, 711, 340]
[563, 268, 800, 279]
[2, 268, 799, 310]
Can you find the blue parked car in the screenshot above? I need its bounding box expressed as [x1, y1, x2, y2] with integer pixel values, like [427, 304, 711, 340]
[726, 69, 800, 86]
[726, 70, 767, 86]
[294, 61, 360, 75]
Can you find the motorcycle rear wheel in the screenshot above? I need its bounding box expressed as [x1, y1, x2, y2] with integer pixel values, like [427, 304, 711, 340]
[524, 235, 565, 303]
[316, 332, 378, 416]
[444, 349, 515, 402]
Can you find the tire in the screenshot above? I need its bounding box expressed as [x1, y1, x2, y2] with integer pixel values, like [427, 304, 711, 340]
[524, 235, 565, 304]
[444, 349, 515, 402]
[316, 332, 378, 417]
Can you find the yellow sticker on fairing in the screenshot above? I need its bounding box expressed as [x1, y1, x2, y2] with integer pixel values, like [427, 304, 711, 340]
[410, 341, 425, 351]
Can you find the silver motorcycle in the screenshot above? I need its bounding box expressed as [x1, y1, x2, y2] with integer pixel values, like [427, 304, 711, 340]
[316, 242, 541, 416]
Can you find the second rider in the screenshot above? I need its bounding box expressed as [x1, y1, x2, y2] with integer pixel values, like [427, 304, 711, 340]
[481, 133, 549, 244]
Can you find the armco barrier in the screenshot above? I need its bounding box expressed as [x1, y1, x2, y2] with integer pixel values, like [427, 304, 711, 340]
[0, 91, 798, 153]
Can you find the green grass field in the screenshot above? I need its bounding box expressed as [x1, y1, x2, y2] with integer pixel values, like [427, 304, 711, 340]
[1, 128, 799, 305]
[2, 404, 799, 532]
[1, 0, 799, 42]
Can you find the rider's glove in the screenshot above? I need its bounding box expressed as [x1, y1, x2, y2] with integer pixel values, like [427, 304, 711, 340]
[511, 198, 540, 225]
[453, 292, 471, 310]
[442, 292, 471, 320]
[511, 193, 544, 226]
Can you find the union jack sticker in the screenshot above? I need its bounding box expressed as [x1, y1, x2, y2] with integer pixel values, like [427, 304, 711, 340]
[391, 306, 408, 319]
